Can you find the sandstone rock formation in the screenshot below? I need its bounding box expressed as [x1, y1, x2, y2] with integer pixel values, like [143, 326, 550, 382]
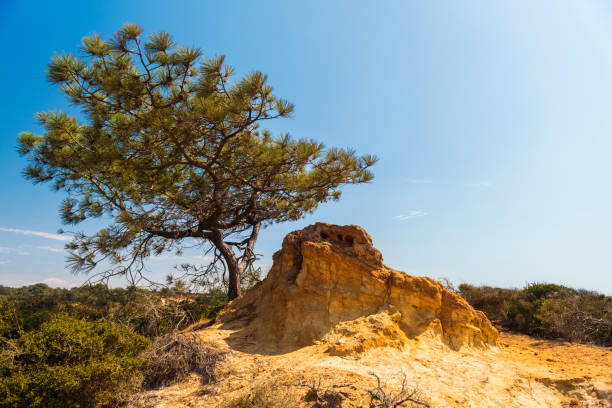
[218, 223, 498, 351]
[133, 224, 611, 408]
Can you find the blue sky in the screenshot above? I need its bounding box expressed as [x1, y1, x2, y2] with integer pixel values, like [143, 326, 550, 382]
[2, 1, 612, 294]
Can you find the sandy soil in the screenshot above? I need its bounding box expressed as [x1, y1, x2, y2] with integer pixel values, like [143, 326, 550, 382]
[130, 324, 611, 408]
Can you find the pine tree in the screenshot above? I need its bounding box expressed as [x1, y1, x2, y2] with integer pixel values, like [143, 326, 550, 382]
[18, 24, 377, 300]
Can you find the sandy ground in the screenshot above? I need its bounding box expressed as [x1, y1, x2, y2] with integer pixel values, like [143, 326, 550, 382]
[131, 325, 611, 408]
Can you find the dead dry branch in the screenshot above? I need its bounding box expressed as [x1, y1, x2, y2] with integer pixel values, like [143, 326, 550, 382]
[298, 376, 354, 408]
[362, 373, 430, 408]
[141, 332, 226, 389]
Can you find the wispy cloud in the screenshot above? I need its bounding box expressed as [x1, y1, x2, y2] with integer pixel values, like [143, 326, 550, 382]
[35, 246, 65, 253]
[0, 247, 29, 255]
[394, 210, 428, 220]
[0, 261, 8, 265]
[0, 273, 82, 288]
[43, 277, 68, 286]
[0, 227, 71, 241]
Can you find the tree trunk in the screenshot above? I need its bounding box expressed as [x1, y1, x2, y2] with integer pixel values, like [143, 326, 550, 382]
[227, 261, 244, 301]
[209, 229, 242, 301]
[210, 224, 260, 301]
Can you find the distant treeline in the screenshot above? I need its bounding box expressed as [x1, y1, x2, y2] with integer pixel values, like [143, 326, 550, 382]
[0, 283, 226, 338]
[458, 283, 612, 347]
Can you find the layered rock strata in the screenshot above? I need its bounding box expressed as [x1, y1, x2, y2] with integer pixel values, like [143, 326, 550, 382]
[218, 223, 498, 350]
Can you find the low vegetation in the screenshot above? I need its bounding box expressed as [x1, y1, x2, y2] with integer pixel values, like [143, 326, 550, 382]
[459, 282, 612, 346]
[1, 280, 610, 407]
[0, 283, 226, 339]
[0, 313, 148, 408]
[0, 283, 228, 407]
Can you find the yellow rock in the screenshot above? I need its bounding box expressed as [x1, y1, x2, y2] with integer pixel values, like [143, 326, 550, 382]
[134, 224, 611, 408]
[217, 223, 498, 351]
[323, 309, 409, 356]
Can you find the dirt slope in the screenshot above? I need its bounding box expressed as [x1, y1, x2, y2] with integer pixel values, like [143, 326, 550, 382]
[131, 224, 611, 407]
[133, 328, 611, 408]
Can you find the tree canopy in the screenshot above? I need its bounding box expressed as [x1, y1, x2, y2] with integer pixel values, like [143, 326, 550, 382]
[18, 24, 377, 300]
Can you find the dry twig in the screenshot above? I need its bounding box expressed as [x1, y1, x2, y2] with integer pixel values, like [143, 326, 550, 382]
[362, 373, 430, 408]
[298, 376, 353, 408]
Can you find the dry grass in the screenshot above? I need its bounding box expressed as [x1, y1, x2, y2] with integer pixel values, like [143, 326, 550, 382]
[226, 389, 280, 408]
[141, 332, 226, 389]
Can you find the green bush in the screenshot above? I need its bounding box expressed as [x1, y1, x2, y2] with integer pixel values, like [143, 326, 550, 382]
[0, 314, 149, 408]
[459, 283, 612, 346]
[0, 283, 230, 407]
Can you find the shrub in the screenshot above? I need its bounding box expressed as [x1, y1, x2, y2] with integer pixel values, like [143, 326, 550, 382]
[0, 314, 149, 408]
[459, 283, 612, 346]
[0, 283, 233, 406]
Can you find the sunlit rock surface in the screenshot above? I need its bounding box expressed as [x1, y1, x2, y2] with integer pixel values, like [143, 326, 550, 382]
[218, 222, 498, 351]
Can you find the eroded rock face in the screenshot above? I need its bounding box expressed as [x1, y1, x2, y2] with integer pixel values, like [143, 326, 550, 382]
[218, 223, 498, 350]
